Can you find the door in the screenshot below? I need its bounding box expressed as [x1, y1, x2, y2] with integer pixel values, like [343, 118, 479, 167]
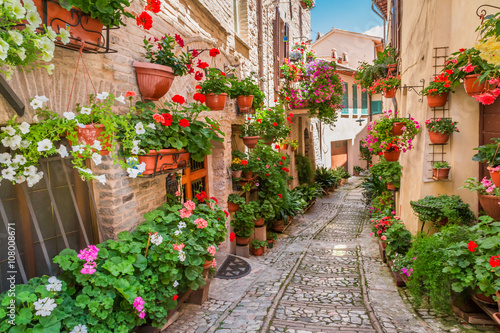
[331, 140, 348, 170]
[181, 156, 209, 200]
[480, 100, 500, 180]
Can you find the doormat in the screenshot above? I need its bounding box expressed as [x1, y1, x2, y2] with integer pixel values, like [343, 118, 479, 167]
[215, 255, 251, 279]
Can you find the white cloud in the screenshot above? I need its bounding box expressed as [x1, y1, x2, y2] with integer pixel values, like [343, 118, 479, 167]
[363, 25, 384, 38]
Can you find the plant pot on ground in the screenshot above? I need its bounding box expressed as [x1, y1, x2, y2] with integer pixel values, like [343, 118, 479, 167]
[254, 217, 265, 227]
[251, 240, 267, 256]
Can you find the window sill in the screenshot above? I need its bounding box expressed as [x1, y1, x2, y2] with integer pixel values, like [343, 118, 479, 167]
[235, 34, 250, 50]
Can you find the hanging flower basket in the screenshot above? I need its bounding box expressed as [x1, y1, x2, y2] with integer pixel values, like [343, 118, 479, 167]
[72, 124, 111, 156]
[384, 150, 401, 162]
[133, 62, 176, 101]
[463, 74, 486, 97]
[391, 122, 405, 136]
[261, 137, 275, 146]
[242, 136, 260, 149]
[236, 95, 254, 112]
[427, 92, 449, 108]
[488, 167, 500, 188]
[204, 93, 228, 110]
[478, 194, 500, 220]
[428, 131, 450, 144]
[383, 88, 397, 98]
[281, 144, 289, 150]
[432, 168, 450, 180]
[300, 1, 308, 9]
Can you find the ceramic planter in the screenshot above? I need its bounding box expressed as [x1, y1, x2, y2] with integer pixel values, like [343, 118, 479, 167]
[228, 202, 240, 213]
[235, 236, 249, 245]
[204, 93, 228, 110]
[475, 292, 497, 305]
[391, 122, 405, 136]
[254, 218, 265, 227]
[73, 124, 111, 156]
[243, 136, 260, 149]
[463, 74, 486, 96]
[426, 92, 449, 108]
[133, 62, 175, 101]
[432, 168, 450, 180]
[383, 150, 401, 162]
[272, 220, 285, 233]
[383, 88, 397, 98]
[428, 130, 450, 144]
[232, 170, 242, 179]
[488, 167, 500, 188]
[243, 171, 253, 179]
[137, 149, 188, 175]
[137, 150, 159, 175]
[236, 95, 254, 112]
[386, 183, 397, 190]
[281, 144, 289, 150]
[203, 260, 213, 270]
[252, 247, 264, 256]
[478, 194, 500, 220]
[300, 1, 308, 9]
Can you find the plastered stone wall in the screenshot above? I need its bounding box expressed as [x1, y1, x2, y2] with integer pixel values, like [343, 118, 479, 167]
[0, 1, 311, 249]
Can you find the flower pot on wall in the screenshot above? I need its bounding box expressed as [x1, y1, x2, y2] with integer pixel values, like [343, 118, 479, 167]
[204, 93, 228, 110]
[74, 124, 111, 156]
[426, 92, 449, 108]
[432, 168, 450, 180]
[300, 1, 308, 9]
[137, 150, 159, 175]
[387, 63, 397, 74]
[478, 194, 500, 220]
[488, 167, 500, 188]
[386, 183, 397, 190]
[281, 144, 289, 150]
[243, 171, 253, 179]
[428, 131, 450, 144]
[383, 150, 401, 162]
[236, 95, 254, 112]
[463, 74, 486, 96]
[228, 202, 240, 213]
[272, 220, 285, 233]
[156, 149, 189, 171]
[133, 62, 175, 101]
[242, 136, 260, 149]
[232, 170, 242, 178]
[391, 122, 405, 136]
[383, 88, 397, 98]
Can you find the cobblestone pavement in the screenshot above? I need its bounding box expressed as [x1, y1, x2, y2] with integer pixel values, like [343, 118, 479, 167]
[164, 178, 497, 333]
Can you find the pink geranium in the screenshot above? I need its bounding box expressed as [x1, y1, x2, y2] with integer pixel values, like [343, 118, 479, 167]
[207, 245, 216, 256]
[173, 243, 185, 251]
[179, 208, 192, 219]
[184, 200, 196, 211]
[194, 218, 208, 229]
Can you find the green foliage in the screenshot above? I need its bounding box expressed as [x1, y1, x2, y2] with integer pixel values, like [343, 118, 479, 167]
[472, 137, 500, 167]
[375, 45, 398, 66]
[266, 232, 278, 241]
[432, 161, 450, 169]
[443, 47, 499, 85]
[143, 35, 195, 76]
[295, 154, 314, 185]
[354, 62, 387, 90]
[254, 104, 291, 141]
[369, 160, 402, 188]
[368, 191, 394, 217]
[425, 118, 459, 135]
[314, 167, 338, 190]
[251, 240, 267, 249]
[199, 68, 230, 94]
[231, 202, 256, 238]
[292, 184, 323, 203]
[228, 74, 262, 99]
[410, 195, 476, 226]
[59, 0, 134, 27]
[353, 166, 364, 174]
[332, 166, 350, 179]
[383, 222, 412, 260]
[461, 177, 500, 196]
[227, 193, 245, 206]
[361, 172, 386, 205]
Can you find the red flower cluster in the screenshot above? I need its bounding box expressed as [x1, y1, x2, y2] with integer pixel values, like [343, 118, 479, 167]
[179, 119, 190, 128]
[230, 232, 235, 242]
[145, 0, 161, 13]
[278, 194, 283, 199]
[281, 156, 286, 160]
[282, 167, 290, 172]
[272, 122, 278, 127]
[174, 34, 184, 47]
[162, 113, 173, 126]
[467, 240, 477, 252]
[191, 49, 199, 57]
[125, 91, 136, 97]
[256, 119, 262, 123]
[275, 144, 281, 149]
[241, 160, 248, 166]
[197, 60, 209, 69]
[193, 93, 205, 103]
[224, 210, 229, 217]
[371, 216, 394, 236]
[210, 196, 218, 203]
[172, 95, 185, 104]
[490, 255, 500, 268]
[172, 295, 179, 301]
[209, 48, 220, 57]
[195, 71, 203, 81]
[136, 11, 153, 30]
[196, 191, 207, 202]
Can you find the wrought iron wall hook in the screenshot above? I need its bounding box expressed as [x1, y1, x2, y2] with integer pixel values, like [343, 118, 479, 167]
[403, 78, 425, 103]
[476, 4, 500, 18]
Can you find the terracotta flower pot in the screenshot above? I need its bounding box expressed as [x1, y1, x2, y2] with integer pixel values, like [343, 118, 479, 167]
[428, 130, 450, 144]
[74, 124, 111, 156]
[228, 202, 240, 213]
[236, 236, 249, 245]
[232, 170, 242, 178]
[391, 122, 405, 136]
[435, 217, 449, 226]
[386, 183, 397, 190]
[272, 220, 285, 233]
[133, 62, 175, 101]
[204, 93, 228, 110]
[243, 136, 260, 149]
[281, 144, 289, 150]
[156, 149, 189, 171]
[475, 293, 497, 305]
[137, 150, 159, 175]
[488, 167, 500, 188]
[254, 218, 265, 227]
[243, 171, 253, 179]
[496, 290, 500, 310]
[383, 150, 401, 162]
[387, 63, 397, 73]
[261, 137, 275, 145]
[463, 74, 486, 96]
[383, 88, 397, 98]
[300, 1, 308, 9]
[478, 194, 500, 220]
[252, 247, 264, 256]
[432, 168, 450, 180]
[32, 0, 103, 51]
[267, 240, 274, 249]
[236, 95, 254, 112]
[203, 260, 213, 270]
[427, 92, 449, 108]
[494, 313, 500, 326]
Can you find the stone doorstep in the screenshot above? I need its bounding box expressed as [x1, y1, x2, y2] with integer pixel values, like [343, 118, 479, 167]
[271, 319, 376, 332]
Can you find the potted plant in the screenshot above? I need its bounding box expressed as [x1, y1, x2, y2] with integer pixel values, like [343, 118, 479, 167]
[230, 157, 244, 178]
[198, 49, 230, 110]
[266, 232, 277, 249]
[280, 138, 291, 150]
[228, 193, 245, 213]
[251, 240, 267, 256]
[240, 118, 261, 149]
[370, 159, 402, 190]
[425, 118, 459, 144]
[377, 45, 398, 73]
[371, 75, 401, 98]
[432, 161, 451, 180]
[299, 0, 316, 10]
[354, 61, 388, 92]
[472, 138, 500, 187]
[231, 202, 256, 244]
[279, 59, 301, 81]
[410, 195, 476, 227]
[462, 177, 500, 220]
[290, 140, 299, 151]
[421, 73, 454, 107]
[353, 166, 364, 176]
[229, 73, 262, 112]
[255, 104, 291, 144]
[383, 221, 412, 264]
[134, 34, 195, 101]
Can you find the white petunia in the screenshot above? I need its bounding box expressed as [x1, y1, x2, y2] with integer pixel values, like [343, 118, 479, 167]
[37, 139, 52, 152]
[25, 8, 41, 26]
[2, 167, 16, 181]
[137, 162, 146, 173]
[9, 30, 23, 46]
[80, 107, 91, 115]
[45, 27, 57, 41]
[9, 162, 18, 170]
[151, 233, 163, 246]
[1, 137, 11, 148]
[17, 47, 26, 61]
[70, 324, 88, 333]
[0, 153, 11, 164]
[91, 140, 101, 151]
[9, 135, 21, 150]
[91, 153, 102, 165]
[75, 121, 86, 129]
[12, 155, 26, 165]
[35, 95, 49, 102]
[26, 172, 43, 186]
[15, 175, 26, 184]
[57, 145, 68, 158]
[45, 276, 62, 292]
[76, 167, 92, 174]
[131, 146, 140, 155]
[23, 0, 37, 12]
[30, 99, 43, 110]
[63, 112, 75, 120]
[45, 64, 55, 75]
[72, 145, 84, 154]
[135, 122, 145, 135]
[41, 51, 54, 62]
[132, 140, 141, 147]
[96, 92, 109, 100]
[173, 280, 179, 288]
[174, 230, 182, 236]
[33, 297, 57, 317]
[9, 1, 26, 20]
[115, 94, 126, 104]
[146, 123, 155, 130]
[18, 122, 30, 134]
[23, 165, 38, 177]
[32, 115, 39, 123]
[127, 168, 140, 178]
[178, 250, 186, 262]
[59, 28, 70, 45]
[0, 38, 8, 61]
[1, 125, 16, 136]
[95, 174, 106, 185]
[20, 140, 31, 148]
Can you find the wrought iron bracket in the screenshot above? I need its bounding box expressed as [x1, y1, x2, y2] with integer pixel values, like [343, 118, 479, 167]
[476, 4, 500, 18]
[403, 78, 425, 103]
[0, 76, 25, 116]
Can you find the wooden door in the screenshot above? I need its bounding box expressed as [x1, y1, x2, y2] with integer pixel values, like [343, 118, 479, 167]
[181, 157, 209, 200]
[479, 100, 500, 180]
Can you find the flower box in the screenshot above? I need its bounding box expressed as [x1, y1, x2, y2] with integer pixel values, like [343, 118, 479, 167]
[137, 149, 189, 175]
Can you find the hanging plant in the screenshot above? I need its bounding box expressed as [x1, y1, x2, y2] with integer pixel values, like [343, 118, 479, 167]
[421, 73, 454, 107]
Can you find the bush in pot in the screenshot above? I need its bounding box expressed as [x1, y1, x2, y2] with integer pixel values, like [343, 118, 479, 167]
[231, 202, 256, 244]
[425, 118, 459, 144]
[228, 73, 262, 112]
[59, 0, 134, 27]
[368, 191, 395, 218]
[369, 159, 402, 189]
[421, 73, 454, 107]
[432, 161, 451, 180]
[382, 221, 412, 261]
[314, 167, 337, 191]
[239, 118, 261, 148]
[472, 137, 500, 187]
[370, 75, 401, 98]
[410, 194, 476, 228]
[462, 177, 500, 220]
[255, 104, 291, 144]
[198, 50, 230, 110]
[251, 240, 267, 256]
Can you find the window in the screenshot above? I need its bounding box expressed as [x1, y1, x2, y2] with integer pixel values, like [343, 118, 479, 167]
[352, 84, 358, 115]
[361, 91, 368, 115]
[372, 100, 382, 115]
[273, 9, 289, 91]
[390, 0, 401, 54]
[341, 82, 349, 115]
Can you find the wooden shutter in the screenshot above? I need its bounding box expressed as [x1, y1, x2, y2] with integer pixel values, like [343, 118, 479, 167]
[352, 84, 358, 115]
[284, 23, 290, 61]
[274, 8, 281, 91]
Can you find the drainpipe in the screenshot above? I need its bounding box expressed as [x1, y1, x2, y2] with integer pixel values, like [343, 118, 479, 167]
[257, 0, 263, 89]
[371, 0, 386, 46]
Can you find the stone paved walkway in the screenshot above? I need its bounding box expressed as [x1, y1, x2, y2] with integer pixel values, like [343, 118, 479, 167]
[164, 178, 497, 333]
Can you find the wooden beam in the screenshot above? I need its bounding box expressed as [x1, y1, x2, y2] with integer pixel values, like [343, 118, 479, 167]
[0, 76, 25, 116]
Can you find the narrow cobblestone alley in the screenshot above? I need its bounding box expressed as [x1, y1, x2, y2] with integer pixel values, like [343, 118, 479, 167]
[164, 179, 495, 333]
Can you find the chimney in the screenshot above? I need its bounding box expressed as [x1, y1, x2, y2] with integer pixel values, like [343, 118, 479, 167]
[342, 52, 349, 66]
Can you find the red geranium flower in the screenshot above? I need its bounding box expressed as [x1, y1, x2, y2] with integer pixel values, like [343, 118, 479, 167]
[278, 161, 283, 165]
[136, 11, 153, 30]
[162, 113, 173, 126]
[145, 0, 161, 13]
[125, 91, 136, 97]
[224, 210, 229, 217]
[193, 93, 206, 103]
[281, 156, 286, 160]
[196, 191, 207, 202]
[153, 113, 166, 125]
[467, 240, 477, 252]
[256, 119, 262, 123]
[241, 160, 248, 166]
[172, 95, 185, 104]
[179, 118, 190, 127]
[273, 122, 278, 126]
[282, 167, 289, 172]
[172, 295, 179, 301]
[209, 48, 220, 57]
[197, 60, 209, 69]
[195, 71, 203, 81]
[289, 113, 294, 117]
[266, 173, 269, 176]
[278, 194, 283, 199]
[191, 49, 199, 57]
[490, 255, 500, 268]
[220, 72, 226, 77]
[174, 34, 184, 47]
[230, 232, 235, 242]
[195, 85, 202, 90]
[210, 196, 218, 203]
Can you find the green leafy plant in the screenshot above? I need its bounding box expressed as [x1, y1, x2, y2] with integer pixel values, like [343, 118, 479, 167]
[254, 104, 291, 142]
[443, 47, 499, 86]
[374, 45, 398, 66]
[143, 34, 195, 76]
[59, 0, 134, 27]
[315, 167, 338, 190]
[198, 68, 230, 95]
[231, 202, 257, 238]
[369, 159, 402, 188]
[370, 75, 401, 95]
[266, 232, 278, 241]
[461, 177, 500, 196]
[383, 222, 412, 260]
[333, 166, 350, 179]
[279, 59, 301, 81]
[354, 61, 387, 91]
[361, 172, 386, 205]
[353, 166, 364, 174]
[292, 184, 323, 203]
[410, 195, 476, 226]
[300, 0, 316, 9]
[228, 74, 262, 98]
[432, 161, 450, 169]
[251, 239, 267, 249]
[472, 137, 500, 167]
[228, 193, 246, 206]
[425, 118, 459, 135]
[368, 191, 394, 217]
[240, 118, 260, 137]
[421, 73, 454, 96]
[296, 154, 314, 184]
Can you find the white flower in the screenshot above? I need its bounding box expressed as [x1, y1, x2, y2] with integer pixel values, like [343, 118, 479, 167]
[15, 175, 26, 184]
[23, 165, 38, 177]
[35, 95, 49, 102]
[115, 94, 126, 104]
[76, 167, 92, 175]
[45, 27, 57, 41]
[70, 324, 88, 333]
[25, 8, 41, 26]
[80, 107, 91, 115]
[9, 135, 21, 150]
[0, 38, 8, 61]
[26, 172, 43, 187]
[57, 145, 68, 158]
[151, 233, 163, 246]
[1, 167, 16, 181]
[9, 163, 18, 170]
[91, 153, 102, 165]
[96, 92, 109, 100]
[32, 115, 39, 123]
[63, 112, 75, 120]
[33, 297, 57, 317]
[173, 280, 179, 287]
[146, 123, 155, 130]
[91, 140, 101, 151]
[1, 125, 16, 136]
[12, 155, 26, 165]
[45, 276, 62, 292]
[18, 122, 30, 134]
[23, 0, 37, 13]
[59, 28, 70, 45]
[131, 146, 140, 155]
[174, 230, 182, 236]
[20, 140, 31, 148]
[132, 140, 141, 147]
[178, 222, 187, 229]
[1, 137, 11, 148]
[37, 139, 52, 152]
[127, 168, 140, 178]
[95, 174, 106, 185]
[75, 121, 86, 128]
[178, 250, 186, 262]
[135, 122, 145, 135]
[9, 1, 26, 20]
[0, 153, 11, 164]
[17, 47, 26, 61]
[30, 99, 43, 110]
[137, 162, 146, 173]
[9, 31, 23, 46]
[45, 64, 55, 75]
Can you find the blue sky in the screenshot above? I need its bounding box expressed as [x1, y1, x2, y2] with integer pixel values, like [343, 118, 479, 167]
[310, 0, 384, 40]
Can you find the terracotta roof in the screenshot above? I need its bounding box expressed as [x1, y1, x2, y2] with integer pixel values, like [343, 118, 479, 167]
[374, 0, 388, 19]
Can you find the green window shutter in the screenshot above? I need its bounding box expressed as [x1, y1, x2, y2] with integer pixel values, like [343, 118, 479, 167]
[361, 91, 368, 115]
[371, 100, 382, 115]
[352, 84, 358, 115]
[342, 82, 349, 115]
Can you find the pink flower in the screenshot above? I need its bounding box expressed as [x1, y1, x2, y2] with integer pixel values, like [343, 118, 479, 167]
[77, 245, 99, 262]
[179, 208, 192, 219]
[486, 185, 496, 193]
[460, 64, 476, 73]
[175, 191, 181, 196]
[474, 92, 496, 105]
[194, 218, 208, 229]
[212, 259, 217, 267]
[184, 200, 196, 211]
[381, 235, 387, 241]
[81, 261, 97, 275]
[207, 245, 216, 256]
[370, 232, 374, 237]
[173, 243, 185, 251]
[133, 297, 145, 312]
[139, 312, 146, 319]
